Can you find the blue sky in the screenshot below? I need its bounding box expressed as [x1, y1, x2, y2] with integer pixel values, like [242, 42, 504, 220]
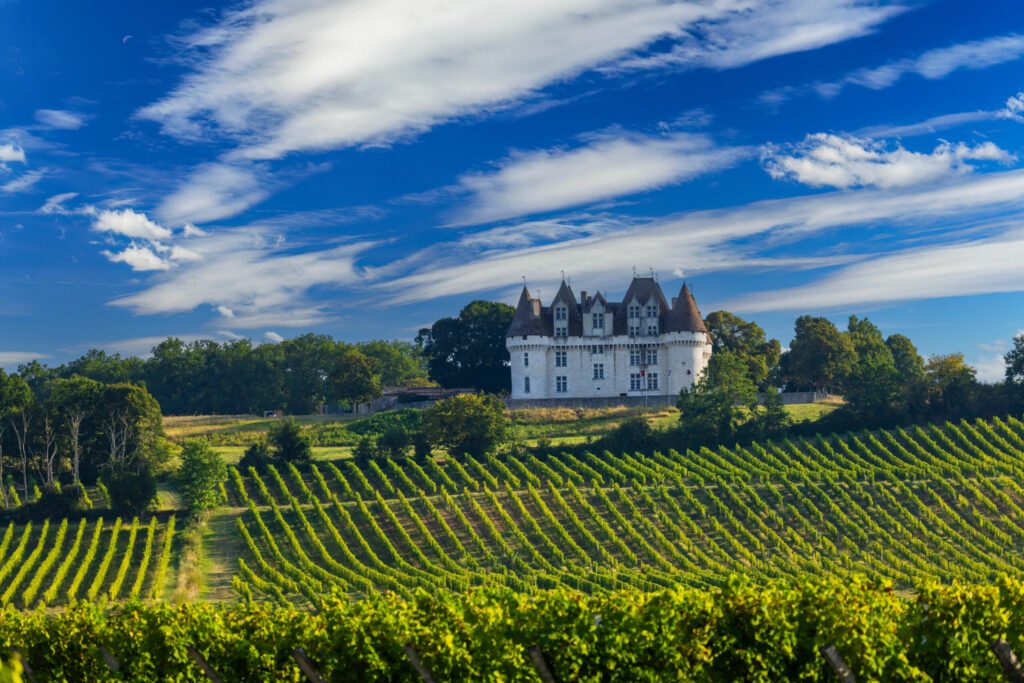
[1, 0, 1024, 380]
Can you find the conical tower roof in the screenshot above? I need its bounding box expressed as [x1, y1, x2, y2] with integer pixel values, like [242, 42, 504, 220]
[666, 283, 709, 335]
[506, 286, 547, 337]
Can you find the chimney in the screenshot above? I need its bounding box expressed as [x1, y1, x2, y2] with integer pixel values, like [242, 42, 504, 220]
[580, 290, 588, 306]
[671, 297, 678, 308]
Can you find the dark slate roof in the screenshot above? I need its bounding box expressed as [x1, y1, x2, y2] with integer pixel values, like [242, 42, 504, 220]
[612, 277, 671, 335]
[550, 280, 584, 336]
[666, 283, 709, 335]
[506, 287, 548, 337]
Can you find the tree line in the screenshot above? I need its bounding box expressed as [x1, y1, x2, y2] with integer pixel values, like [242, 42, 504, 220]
[15, 336, 428, 416]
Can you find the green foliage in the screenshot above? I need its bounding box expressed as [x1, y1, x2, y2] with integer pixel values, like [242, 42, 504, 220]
[348, 408, 423, 436]
[416, 300, 514, 393]
[268, 418, 312, 462]
[784, 315, 856, 393]
[1007, 333, 1024, 384]
[178, 439, 228, 515]
[377, 425, 411, 459]
[104, 466, 157, 516]
[6, 578, 1024, 680]
[704, 310, 782, 389]
[353, 435, 378, 463]
[422, 393, 509, 458]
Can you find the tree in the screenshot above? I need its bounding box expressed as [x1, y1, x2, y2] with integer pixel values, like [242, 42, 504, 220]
[0, 372, 34, 500]
[840, 316, 901, 426]
[748, 388, 791, 440]
[925, 354, 977, 416]
[48, 376, 102, 485]
[1006, 333, 1024, 384]
[785, 316, 856, 393]
[105, 464, 157, 516]
[268, 418, 312, 462]
[416, 301, 515, 393]
[377, 425, 411, 459]
[599, 417, 655, 454]
[329, 349, 382, 406]
[704, 311, 782, 388]
[676, 350, 756, 448]
[98, 383, 169, 478]
[422, 393, 509, 458]
[178, 440, 227, 516]
[356, 340, 428, 386]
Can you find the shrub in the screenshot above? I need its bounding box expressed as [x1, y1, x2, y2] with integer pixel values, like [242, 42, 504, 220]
[178, 440, 227, 516]
[423, 393, 509, 458]
[347, 408, 423, 436]
[29, 484, 90, 519]
[268, 418, 312, 462]
[411, 430, 432, 460]
[239, 439, 273, 472]
[104, 466, 157, 516]
[354, 435, 378, 463]
[377, 426, 411, 459]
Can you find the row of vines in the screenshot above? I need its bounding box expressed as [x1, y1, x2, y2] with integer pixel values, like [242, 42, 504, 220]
[228, 415, 1024, 604]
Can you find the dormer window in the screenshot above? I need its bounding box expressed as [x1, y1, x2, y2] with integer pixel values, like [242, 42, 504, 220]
[628, 304, 641, 319]
[628, 323, 640, 336]
[592, 312, 604, 329]
[554, 306, 567, 321]
[646, 304, 658, 318]
[555, 327, 568, 338]
[647, 323, 658, 335]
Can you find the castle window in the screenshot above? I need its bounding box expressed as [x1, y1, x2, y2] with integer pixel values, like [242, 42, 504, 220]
[593, 363, 604, 380]
[524, 377, 531, 394]
[523, 352, 529, 367]
[592, 312, 604, 329]
[646, 349, 658, 365]
[629, 350, 641, 366]
[646, 304, 658, 318]
[628, 304, 641, 319]
[591, 345, 604, 354]
[628, 324, 640, 336]
[647, 323, 658, 335]
[555, 326, 568, 338]
[647, 373, 659, 391]
[554, 306, 567, 321]
[556, 376, 568, 393]
[629, 373, 643, 391]
[555, 350, 567, 367]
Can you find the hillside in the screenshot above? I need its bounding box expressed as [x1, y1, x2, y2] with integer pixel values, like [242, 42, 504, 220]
[226, 414, 1024, 605]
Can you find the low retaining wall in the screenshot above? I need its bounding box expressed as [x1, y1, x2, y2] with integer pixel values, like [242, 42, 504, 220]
[507, 391, 836, 410]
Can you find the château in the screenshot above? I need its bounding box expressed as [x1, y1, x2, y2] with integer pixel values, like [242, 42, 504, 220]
[506, 276, 712, 401]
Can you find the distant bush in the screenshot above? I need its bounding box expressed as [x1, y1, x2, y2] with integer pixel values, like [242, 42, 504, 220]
[268, 418, 312, 463]
[105, 466, 157, 516]
[347, 409, 423, 437]
[29, 483, 90, 519]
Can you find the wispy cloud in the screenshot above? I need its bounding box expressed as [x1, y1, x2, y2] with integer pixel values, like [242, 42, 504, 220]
[156, 162, 269, 225]
[0, 351, 47, 368]
[134, 0, 902, 223]
[860, 90, 1024, 138]
[762, 133, 1014, 189]
[108, 225, 375, 328]
[727, 228, 1024, 313]
[374, 167, 1024, 305]
[448, 130, 750, 226]
[0, 168, 48, 194]
[763, 33, 1024, 105]
[34, 109, 87, 130]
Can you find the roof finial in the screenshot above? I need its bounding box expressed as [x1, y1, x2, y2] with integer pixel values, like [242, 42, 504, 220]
[522, 275, 527, 287]
[632, 266, 637, 278]
[649, 267, 654, 279]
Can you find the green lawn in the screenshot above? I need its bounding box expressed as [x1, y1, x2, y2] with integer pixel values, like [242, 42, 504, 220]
[212, 445, 353, 465]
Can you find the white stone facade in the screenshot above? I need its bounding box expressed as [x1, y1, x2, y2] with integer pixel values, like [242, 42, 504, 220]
[506, 278, 713, 401]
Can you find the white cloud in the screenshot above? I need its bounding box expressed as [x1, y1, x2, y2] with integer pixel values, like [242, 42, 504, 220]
[374, 167, 1024, 304]
[0, 144, 26, 165]
[102, 244, 172, 271]
[34, 109, 86, 130]
[0, 168, 47, 194]
[0, 351, 47, 368]
[858, 111, 997, 139]
[765, 33, 1024, 104]
[108, 226, 374, 328]
[156, 162, 268, 225]
[762, 134, 1014, 190]
[727, 229, 1024, 313]
[972, 338, 1010, 384]
[450, 131, 749, 225]
[617, 0, 904, 71]
[39, 192, 79, 214]
[92, 208, 173, 241]
[139, 0, 900, 163]
[264, 331, 284, 343]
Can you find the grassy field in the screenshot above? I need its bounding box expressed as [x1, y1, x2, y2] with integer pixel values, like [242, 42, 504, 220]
[166, 401, 840, 451]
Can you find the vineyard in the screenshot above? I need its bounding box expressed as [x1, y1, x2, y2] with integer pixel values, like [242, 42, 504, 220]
[0, 515, 176, 609]
[226, 414, 1024, 605]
